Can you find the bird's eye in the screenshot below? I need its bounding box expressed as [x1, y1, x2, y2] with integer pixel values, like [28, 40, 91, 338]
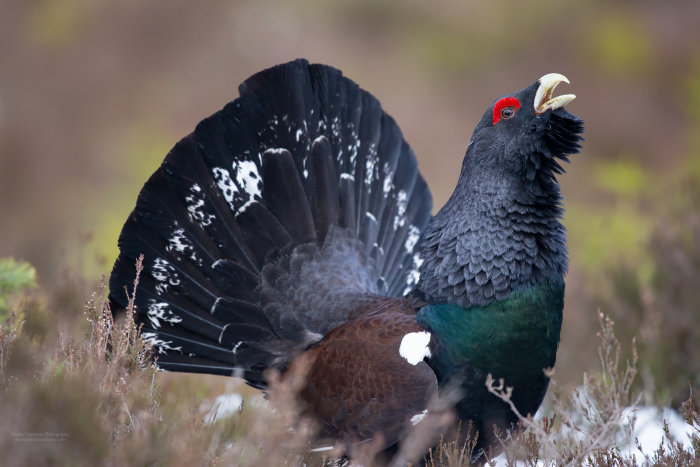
[492, 97, 521, 125]
[500, 106, 515, 120]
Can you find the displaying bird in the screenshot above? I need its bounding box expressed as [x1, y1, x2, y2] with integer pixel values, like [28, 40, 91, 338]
[109, 59, 583, 461]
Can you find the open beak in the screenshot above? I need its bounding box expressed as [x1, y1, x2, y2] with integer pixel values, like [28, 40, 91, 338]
[534, 73, 576, 114]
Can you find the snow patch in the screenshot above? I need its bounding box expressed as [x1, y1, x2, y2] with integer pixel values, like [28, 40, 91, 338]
[622, 406, 696, 463]
[203, 393, 243, 424]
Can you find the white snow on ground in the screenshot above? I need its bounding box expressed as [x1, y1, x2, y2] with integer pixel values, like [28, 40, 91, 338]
[202, 393, 243, 424]
[622, 406, 695, 462]
[197, 393, 694, 463]
[488, 405, 695, 466]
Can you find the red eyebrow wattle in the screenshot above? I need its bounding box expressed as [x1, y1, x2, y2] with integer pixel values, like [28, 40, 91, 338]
[492, 97, 521, 125]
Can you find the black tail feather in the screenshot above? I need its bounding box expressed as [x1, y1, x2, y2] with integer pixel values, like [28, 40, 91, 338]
[261, 148, 317, 244]
[109, 59, 433, 387]
[338, 173, 358, 231]
[235, 202, 292, 267]
[310, 136, 339, 242]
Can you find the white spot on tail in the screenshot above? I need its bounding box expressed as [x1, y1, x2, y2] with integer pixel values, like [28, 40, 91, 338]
[399, 331, 431, 365]
[218, 323, 230, 344]
[302, 155, 309, 180]
[365, 212, 377, 223]
[185, 183, 215, 227]
[213, 167, 238, 211]
[166, 228, 189, 253]
[340, 173, 354, 182]
[142, 332, 182, 354]
[402, 252, 424, 296]
[296, 128, 303, 142]
[210, 297, 222, 315]
[365, 152, 376, 186]
[152, 257, 180, 294]
[410, 409, 428, 425]
[236, 200, 256, 215]
[383, 162, 394, 195]
[166, 225, 200, 264]
[146, 300, 181, 329]
[373, 242, 384, 256]
[331, 116, 341, 138]
[347, 123, 360, 171]
[393, 189, 408, 230]
[404, 225, 421, 253]
[233, 160, 262, 202]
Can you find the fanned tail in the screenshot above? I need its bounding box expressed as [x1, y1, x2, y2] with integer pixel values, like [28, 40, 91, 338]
[109, 59, 432, 388]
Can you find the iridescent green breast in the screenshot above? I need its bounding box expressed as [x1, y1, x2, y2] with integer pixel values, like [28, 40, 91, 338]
[417, 281, 564, 447]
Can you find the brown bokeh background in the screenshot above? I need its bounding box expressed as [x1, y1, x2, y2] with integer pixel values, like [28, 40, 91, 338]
[1, 1, 699, 395]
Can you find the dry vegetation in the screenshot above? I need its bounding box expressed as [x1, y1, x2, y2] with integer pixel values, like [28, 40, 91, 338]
[0, 254, 698, 466]
[2, 2, 700, 465]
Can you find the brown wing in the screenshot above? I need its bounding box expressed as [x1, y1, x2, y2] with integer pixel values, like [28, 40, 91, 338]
[299, 296, 437, 451]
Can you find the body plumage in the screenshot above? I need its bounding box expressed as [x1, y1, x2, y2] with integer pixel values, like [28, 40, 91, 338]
[110, 59, 583, 461]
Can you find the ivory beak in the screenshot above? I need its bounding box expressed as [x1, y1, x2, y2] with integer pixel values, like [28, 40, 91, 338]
[535, 73, 576, 114]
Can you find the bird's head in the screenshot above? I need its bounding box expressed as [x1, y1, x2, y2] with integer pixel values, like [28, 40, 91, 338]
[461, 74, 584, 198]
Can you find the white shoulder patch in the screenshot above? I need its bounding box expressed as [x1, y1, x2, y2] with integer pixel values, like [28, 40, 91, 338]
[399, 331, 432, 365]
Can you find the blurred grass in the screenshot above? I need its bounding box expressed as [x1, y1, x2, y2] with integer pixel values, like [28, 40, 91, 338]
[582, 8, 653, 77]
[2, 0, 700, 463]
[0, 262, 697, 465]
[26, 0, 88, 48]
[0, 259, 37, 314]
[604, 167, 700, 407]
[566, 201, 653, 284]
[84, 125, 173, 279]
[594, 158, 648, 198]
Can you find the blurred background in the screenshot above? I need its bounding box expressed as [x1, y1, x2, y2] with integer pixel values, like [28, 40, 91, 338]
[1, 0, 699, 406]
